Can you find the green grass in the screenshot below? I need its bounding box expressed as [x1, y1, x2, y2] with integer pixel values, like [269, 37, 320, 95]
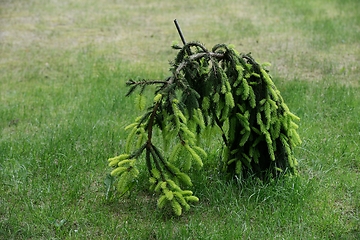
[1, 0, 359, 239]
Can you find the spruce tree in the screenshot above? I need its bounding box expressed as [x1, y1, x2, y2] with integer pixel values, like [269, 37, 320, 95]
[106, 22, 301, 215]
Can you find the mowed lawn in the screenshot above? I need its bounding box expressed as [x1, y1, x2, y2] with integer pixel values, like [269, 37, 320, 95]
[1, 0, 359, 239]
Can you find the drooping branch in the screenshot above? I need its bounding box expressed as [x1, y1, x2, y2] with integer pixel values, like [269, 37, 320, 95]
[146, 100, 161, 145]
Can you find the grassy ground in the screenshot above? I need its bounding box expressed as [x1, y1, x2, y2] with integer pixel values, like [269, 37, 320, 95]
[1, 0, 359, 239]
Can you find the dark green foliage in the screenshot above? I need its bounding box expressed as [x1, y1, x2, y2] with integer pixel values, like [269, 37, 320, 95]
[107, 42, 301, 215]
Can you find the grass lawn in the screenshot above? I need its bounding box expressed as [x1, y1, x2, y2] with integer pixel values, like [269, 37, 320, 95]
[1, 0, 359, 239]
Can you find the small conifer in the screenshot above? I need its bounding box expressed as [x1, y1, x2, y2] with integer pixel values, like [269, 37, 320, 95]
[106, 21, 301, 215]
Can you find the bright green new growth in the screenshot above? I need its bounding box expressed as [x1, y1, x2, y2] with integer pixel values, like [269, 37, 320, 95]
[108, 42, 301, 215]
